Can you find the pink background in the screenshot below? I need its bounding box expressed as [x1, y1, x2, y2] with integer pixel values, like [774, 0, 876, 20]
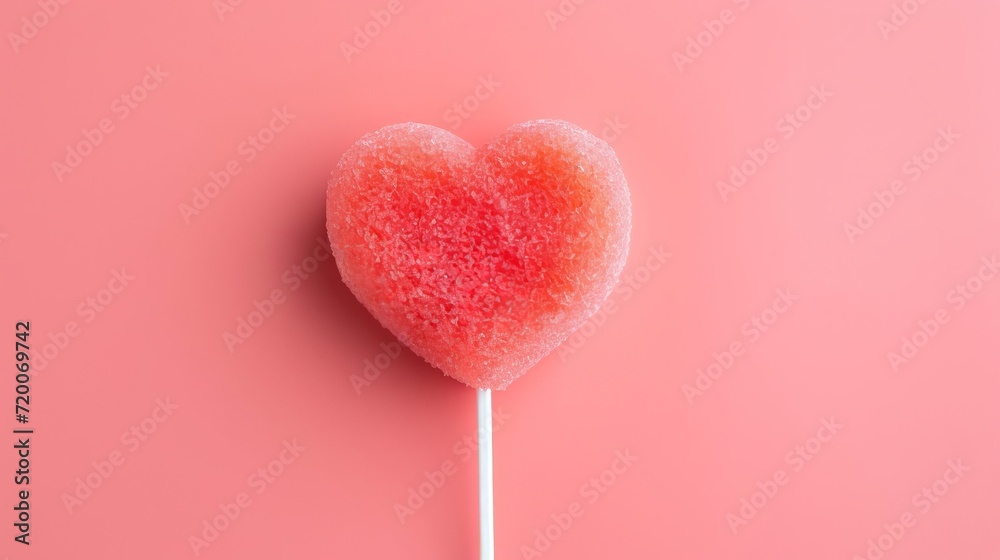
[2, 0, 999, 558]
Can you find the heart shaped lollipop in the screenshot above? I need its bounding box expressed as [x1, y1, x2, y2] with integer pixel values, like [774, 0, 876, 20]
[327, 120, 631, 390]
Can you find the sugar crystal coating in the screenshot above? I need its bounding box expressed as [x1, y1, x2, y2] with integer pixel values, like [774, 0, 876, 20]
[327, 120, 631, 390]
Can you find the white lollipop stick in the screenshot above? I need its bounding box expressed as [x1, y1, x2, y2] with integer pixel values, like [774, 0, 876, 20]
[477, 388, 495, 560]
